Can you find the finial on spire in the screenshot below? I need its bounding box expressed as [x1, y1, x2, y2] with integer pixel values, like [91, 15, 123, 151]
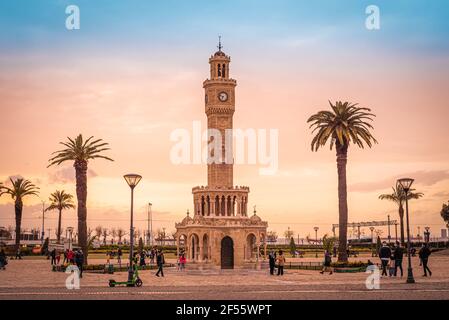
[218, 35, 223, 52]
[187, 209, 190, 217]
[253, 205, 257, 215]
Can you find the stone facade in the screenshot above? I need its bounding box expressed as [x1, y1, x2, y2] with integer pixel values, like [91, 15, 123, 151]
[174, 44, 268, 269]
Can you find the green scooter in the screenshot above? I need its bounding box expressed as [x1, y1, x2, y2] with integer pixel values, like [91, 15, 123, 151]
[109, 265, 143, 287]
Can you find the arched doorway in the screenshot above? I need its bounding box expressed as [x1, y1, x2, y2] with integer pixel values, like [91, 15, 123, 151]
[221, 236, 234, 269]
[246, 234, 257, 260]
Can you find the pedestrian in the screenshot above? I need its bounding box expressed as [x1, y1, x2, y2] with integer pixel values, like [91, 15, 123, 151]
[393, 242, 404, 277]
[56, 251, 61, 265]
[378, 242, 392, 277]
[0, 249, 7, 270]
[320, 250, 333, 275]
[117, 247, 122, 266]
[276, 250, 286, 276]
[268, 250, 276, 275]
[106, 251, 111, 265]
[15, 248, 22, 260]
[150, 248, 156, 264]
[139, 251, 146, 267]
[75, 249, 84, 278]
[419, 243, 432, 277]
[67, 249, 75, 264]
[50, 248, 57, 266]
[155, 250, 165, 277]
[180, 253, 186, 271]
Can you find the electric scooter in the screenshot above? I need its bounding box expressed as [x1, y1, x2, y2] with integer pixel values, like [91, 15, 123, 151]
[109, 264, 143, 287]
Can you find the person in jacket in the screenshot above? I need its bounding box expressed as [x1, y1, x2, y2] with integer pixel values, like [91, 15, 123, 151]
[50, 249, 56, 266]
[268, 250, 276, 275]
[0, 249, 7, 270]
[378, 242, 392, 277]
[179, 254, 186, 271]
[320, 250, 333, 275]
[155, 250, 165, 277]
[393, 242, 404, 277]
[277, 250, 286, 276]
[75, 249, 84, 278]
[419, 243, 432, 277]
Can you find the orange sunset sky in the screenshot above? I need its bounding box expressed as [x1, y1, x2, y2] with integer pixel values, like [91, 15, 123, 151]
[1, 0, 449, 240]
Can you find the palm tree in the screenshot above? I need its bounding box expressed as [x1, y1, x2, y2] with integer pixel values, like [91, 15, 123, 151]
[0, 178, 39, 251]
[45, 190, 75, 243]
[308, 101, 377, 262]
[48, 134, 113, 263]
[379, 187, 424, 245]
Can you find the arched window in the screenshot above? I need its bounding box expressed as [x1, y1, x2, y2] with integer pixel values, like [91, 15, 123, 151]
[217, 64, 222, 77]
[222, 64, 226, 78]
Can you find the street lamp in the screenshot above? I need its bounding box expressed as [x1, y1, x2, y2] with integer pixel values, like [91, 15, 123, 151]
[424, 227, 430, 243]
[66, 227, 74, 250]
[398, 178, 415, 284]
[147, 203, 153, 247]
[38, 198, 46, 245]
[387, 215, 391, 244]
[124, 173, 142, 284]
[370, 227, 375, 255]
[314, 227, 319, 258]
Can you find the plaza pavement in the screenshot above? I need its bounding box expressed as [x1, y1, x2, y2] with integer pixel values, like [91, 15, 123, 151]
[1, 254, 449, 300]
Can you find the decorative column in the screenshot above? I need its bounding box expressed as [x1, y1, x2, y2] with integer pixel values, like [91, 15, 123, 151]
[205, 200, 209, 217]
[176, 236, 180, 258]
[199, 236, 204, 263]
[225, 198, 228, 217]
[211, 198, 215, 216]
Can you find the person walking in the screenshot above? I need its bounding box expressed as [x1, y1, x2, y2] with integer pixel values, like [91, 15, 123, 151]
[155, 250, 165, 277]
[139, 251, 146, 267]
[268, 250, 276, 275]
[179, 254, 186, 271]
[67, 249, 75, 264]
[50, 248, 56, 266]
[393, 242, 404, 277]
[56, 251, 61, 265]
[117, 247, 122, 266]
[0, 249, 7, 270]
[75, 249, 84, 278]
[378, 242, 392, 277]
[320, 250, 333, 275]
[15, 248, 22, 260]
[63, 249, 68, 264]
[419, 243, 432, 277]
[276, 250, 286, 276]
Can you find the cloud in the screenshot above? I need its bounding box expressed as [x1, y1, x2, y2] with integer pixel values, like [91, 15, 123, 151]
[48, 167, 98, 184]
[350, 170, 449, 193]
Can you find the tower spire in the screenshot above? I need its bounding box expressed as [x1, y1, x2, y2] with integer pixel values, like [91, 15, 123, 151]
[218, 35, 223, 52]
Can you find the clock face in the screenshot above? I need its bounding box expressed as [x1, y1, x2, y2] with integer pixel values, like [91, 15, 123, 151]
[218, 92, 228, 102]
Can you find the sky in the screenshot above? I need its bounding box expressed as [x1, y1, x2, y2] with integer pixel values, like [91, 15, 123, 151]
[1, 0, 449, 240]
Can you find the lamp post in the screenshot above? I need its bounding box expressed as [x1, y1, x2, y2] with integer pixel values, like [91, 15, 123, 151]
[370, 227, 375, 255]
[40, 199, 46, 245]
[66, 227, 74, 250]
[387, 215, 391, 244]
[148, 203, 153, 247]
[424, 227, 430, 244]
[398, 178, 415, 284]
[124, 174, 142, 283]
[314, 227, 319, 258]
[395, 223, 398, 243]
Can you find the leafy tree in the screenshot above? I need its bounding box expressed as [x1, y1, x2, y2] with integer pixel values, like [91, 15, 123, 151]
[267, 231, 278, 243]
[289, 237, 296, 257]
[308, 101, 377, 262]
[322, 234, 338, 253]
[45, 190, 75, 243]
[48, 134, 113, 263]
[379, 187, 423, 245]
[441, 201, 449, 229]
[0, 178, 39, 251]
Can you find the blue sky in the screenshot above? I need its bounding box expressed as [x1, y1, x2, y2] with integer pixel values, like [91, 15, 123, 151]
[1, 0, 448, 55]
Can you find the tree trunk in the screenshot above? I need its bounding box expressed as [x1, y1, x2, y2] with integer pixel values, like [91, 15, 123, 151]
[57, 208, 62, 244]
[14, 199, 23, 252]
[75, 159, 88, 264]
[336, 143, 349, 263]
[398, 203, 405, 246]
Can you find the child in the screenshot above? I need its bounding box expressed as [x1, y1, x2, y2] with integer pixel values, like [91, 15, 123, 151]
[389, 255, 395, 277]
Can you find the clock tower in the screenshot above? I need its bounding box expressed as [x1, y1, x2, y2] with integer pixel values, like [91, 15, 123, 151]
[203, 39, 236, 188]
[175, 40, 268, 269]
